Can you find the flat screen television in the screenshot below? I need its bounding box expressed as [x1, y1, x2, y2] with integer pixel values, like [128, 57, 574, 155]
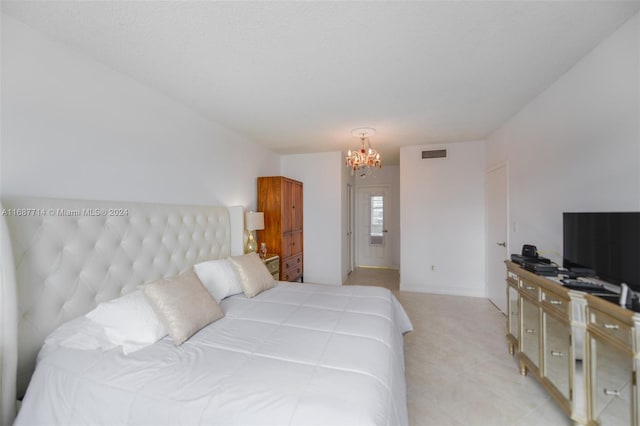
[563, 212, 640, 292]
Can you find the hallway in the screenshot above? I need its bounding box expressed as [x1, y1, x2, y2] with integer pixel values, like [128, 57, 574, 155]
[343, 267, 399, 291]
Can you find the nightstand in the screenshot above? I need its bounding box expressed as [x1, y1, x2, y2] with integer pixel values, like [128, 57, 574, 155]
[262, 254, 280, 280]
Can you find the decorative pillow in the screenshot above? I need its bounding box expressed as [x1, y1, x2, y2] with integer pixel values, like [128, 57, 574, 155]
[143, 270, 224, 345]
[193, 258, 244, 301]
[86, 290, 167, 354]
[228, 252, 276, 298]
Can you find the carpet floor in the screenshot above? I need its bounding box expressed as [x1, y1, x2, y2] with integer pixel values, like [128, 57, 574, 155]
[345, 267, 570, 426]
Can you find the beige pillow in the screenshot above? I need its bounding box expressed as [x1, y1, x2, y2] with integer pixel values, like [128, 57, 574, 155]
[228, 252, 277, 298]
[143, 270, 224, 345]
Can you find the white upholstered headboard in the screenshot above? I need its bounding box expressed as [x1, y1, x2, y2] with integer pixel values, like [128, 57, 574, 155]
[0, 197, 245, 425]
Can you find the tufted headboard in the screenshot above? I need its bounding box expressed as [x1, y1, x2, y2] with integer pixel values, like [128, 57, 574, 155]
[0, 197, 245, 422]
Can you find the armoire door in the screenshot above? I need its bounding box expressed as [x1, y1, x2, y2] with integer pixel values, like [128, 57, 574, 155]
[282, 179, 293, 233]
[291, 180, 303, 232]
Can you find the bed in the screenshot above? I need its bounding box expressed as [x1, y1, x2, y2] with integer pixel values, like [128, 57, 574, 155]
[0, 197, 412, 426]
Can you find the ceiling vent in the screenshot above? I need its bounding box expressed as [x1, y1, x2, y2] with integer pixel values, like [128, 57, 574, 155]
[421, 149, 447, 159]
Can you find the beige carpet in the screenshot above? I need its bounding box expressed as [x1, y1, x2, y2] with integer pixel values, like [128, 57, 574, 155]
[343, 267, 400, 291]
[345, 267, 570, 426]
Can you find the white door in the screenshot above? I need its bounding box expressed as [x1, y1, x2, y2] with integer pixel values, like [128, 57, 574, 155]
[357, 186, 390, 268]
[347, 184, 354, 274]
[486, 164, 508, 313]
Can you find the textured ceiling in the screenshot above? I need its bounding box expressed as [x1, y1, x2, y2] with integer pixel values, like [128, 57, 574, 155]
[2, 1, 639, 165]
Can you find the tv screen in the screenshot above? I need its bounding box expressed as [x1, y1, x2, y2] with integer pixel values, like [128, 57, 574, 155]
[563, 212, 640, 292]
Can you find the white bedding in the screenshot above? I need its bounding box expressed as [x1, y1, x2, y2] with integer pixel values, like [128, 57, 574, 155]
[15, 283, 412, 426]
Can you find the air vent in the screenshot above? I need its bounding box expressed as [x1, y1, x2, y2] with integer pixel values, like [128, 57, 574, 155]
[421, 149, 447, 159]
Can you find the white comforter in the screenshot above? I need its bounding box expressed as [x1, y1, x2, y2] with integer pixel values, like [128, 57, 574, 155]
[15, 283, 413, 426]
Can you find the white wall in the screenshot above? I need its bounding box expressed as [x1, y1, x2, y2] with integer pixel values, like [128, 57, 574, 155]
[354, 165, 401, 269]
[1, 15, 280, 209]
[487, 13, 640, 265]
[281, 151, 343, 285]
[400, 141, 486, 297]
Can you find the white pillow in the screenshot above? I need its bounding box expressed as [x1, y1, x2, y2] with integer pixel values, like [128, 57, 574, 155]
[143, 271, 224, 346]
[228, 252, 277, 298]
[86, 290, 167, 354]
[193, 258, 244, 301]
[43, 316, 117, 353]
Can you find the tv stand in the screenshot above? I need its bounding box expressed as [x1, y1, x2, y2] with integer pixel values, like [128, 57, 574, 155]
[506, 261, 640, 425]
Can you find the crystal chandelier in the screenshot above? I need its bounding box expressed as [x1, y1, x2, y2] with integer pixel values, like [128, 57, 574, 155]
[345, 128, 381, 177]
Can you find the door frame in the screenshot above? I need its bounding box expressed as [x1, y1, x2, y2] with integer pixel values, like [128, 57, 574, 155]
[347, 183, 355, 274]
[355, 184, 392, 268]
[485, 161, 509, 313]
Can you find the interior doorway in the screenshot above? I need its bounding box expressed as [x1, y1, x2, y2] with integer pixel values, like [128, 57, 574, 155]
[356, 185, 391, 268]
[486, 163, 508, 313]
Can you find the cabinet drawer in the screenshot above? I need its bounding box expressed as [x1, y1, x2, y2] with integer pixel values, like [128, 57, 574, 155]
[541, 288, 569, 317]
[282, 265, 303, 282]
[519, 280, 539, 299]
[281, 254, 303, 282]
[264, 258, 279, 274]
[282, 254, 302, 272]
[589, 308, 632, 348]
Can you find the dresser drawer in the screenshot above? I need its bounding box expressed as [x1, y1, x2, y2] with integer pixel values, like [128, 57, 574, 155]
[589, 308, 632, 348]
[281, 254, 303, 282]
[541, 288, 569, 318]
[282, 267, 302, 282]
[264, 258, 279, 274]
[282, 254, 302, 272]
[519, 280, 539, 299]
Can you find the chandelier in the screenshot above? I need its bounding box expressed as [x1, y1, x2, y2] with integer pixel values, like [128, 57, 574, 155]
[345, 127, 381, 177]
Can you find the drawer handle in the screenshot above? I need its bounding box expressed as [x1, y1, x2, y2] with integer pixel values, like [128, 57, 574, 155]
[550, 351, 564, 357]
[286, 263, 290, 268]
[604, 388, 620, 397]
[525, 286, 535, 291]
[603, 323, 619, 330]
[525, 329, 536, 334]
[549, 300, 562, 305]
[297, 258, 301, 263]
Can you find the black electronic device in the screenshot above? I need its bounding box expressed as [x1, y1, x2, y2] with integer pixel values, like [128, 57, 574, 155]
[511, 253, 551, 266]
[567, 266, 596, 277]
[559, 278, 607, 292]
[522, 260, 558, 276]
[522, 244, 538, 258]
[563, 212, 640, 293]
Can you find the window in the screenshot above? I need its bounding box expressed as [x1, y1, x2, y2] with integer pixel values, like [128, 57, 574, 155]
[370, 195, 384, 245]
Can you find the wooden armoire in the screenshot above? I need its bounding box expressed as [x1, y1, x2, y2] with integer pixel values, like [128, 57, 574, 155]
[257, 176, 303, 282]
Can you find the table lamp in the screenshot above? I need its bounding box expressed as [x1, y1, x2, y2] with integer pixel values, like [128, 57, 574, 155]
[245, 211, 264, 253]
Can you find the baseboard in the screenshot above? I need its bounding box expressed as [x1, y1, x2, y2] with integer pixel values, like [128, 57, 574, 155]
[399, 284, 485, 298]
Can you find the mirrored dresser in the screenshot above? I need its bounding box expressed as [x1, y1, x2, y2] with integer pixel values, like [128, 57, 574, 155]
[506, 261, 640, 425]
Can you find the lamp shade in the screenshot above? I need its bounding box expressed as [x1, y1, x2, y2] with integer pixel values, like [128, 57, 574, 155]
[245, 211, 264, 231]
